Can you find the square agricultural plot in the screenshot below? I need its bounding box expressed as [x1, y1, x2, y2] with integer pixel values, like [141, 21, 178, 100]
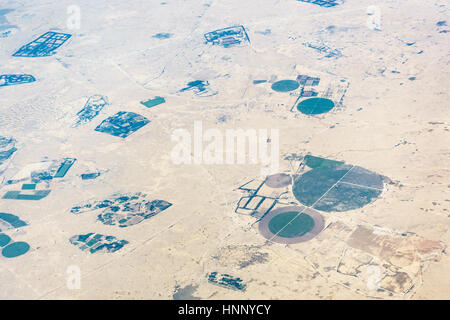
[94, 112, 150, 138]
[12, 31, 71, 57]
[297, 74, 320, 86]
[235, 175, 293, 217]
[204, 26, 250, 48]
[69, 233, 128, 254]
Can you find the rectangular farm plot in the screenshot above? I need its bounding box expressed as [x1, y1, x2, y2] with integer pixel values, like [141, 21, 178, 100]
[81, 172, 101, 180]
[54, 158, 76, 178]
[95, 112, 150, 138]
[140, 96, 165, 108]
[204, 26, 250, 48]
[13, 31, 71, 57]
[21, 184, 36, 190]
[3, 190, 51, 200]
[0, 74, 36, 87]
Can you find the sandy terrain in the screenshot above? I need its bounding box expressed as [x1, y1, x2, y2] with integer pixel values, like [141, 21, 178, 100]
[0, 0, 448, 299]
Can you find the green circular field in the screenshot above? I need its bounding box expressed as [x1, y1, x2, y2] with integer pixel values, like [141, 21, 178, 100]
[271, 80, 299, 92]
[268, 211, 315, 238]
[297, 98, 335, 115]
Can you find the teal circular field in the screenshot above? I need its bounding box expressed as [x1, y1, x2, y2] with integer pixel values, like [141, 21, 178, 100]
[292, 165, 383, 212]
[297, 98, 335, 115]
[0, 233, 11, 247]
[271, 80, 299, 92]
[2, 241, 30, 258]
[268, 211, 315, 238]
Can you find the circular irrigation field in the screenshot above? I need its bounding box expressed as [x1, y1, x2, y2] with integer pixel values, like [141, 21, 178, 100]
[2, 241, 29, 258]
[258, 206, 324, 244]
[292, 165, 384, 212]
[297, 97, 335, 115]
[0, 233, 30, 258]
[264, 173, 292, 188]
[271, 80, 299, 92]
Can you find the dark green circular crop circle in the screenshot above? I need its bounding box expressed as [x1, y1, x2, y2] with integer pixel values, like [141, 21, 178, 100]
[268, 211, 315, 238]
[292, 166, 383, 212]
[2, 241, 30, 258]
[297, 98, 335, 115]
[271, 80, 299, 92]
